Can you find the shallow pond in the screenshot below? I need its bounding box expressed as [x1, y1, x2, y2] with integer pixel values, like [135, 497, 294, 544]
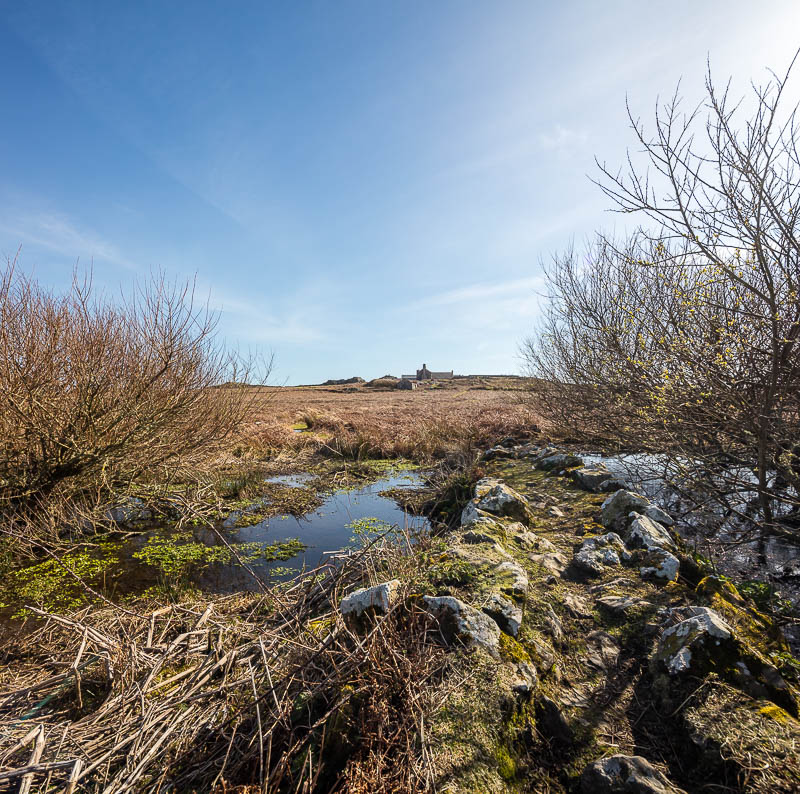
[1, 471, 430, 618]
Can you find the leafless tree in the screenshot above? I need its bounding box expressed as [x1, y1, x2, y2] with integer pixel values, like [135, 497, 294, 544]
[524, 57, 800, 544]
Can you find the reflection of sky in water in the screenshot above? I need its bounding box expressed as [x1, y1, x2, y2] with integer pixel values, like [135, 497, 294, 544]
[116, 472, 428, 596]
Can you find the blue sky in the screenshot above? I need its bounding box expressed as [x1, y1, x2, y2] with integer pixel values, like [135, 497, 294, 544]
[1, 1, 799, 384]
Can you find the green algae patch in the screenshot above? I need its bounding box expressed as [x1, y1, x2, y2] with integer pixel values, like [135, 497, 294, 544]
[2, 542, 122, 617]
[132, 535, 305, 592]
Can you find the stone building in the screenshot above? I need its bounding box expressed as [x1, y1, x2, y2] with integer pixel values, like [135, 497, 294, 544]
[401, 363, 454, 381]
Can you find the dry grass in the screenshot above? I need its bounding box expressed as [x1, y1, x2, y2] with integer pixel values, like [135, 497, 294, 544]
[0, 528, 452, 793]
[231, 380, 539, 465]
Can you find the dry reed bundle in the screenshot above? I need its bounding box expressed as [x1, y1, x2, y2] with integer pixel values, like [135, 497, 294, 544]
[0, 533, 447, 793]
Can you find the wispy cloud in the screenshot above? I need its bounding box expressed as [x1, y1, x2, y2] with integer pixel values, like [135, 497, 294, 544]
[406, 275, 544, 310]
[200, 280, 327, 346]
[0, 210, 138, 270]
[536, 125, 588, 155]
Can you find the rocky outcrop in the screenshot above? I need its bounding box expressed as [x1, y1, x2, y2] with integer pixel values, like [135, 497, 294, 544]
[469, 482, 535, 524]
[653, 606, 734, 675]
[387, 447, 799, 792]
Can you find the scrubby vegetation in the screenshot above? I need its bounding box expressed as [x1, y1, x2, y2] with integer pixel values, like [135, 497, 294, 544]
[523, 61, 800, 550]
[0, 262, 255, 557]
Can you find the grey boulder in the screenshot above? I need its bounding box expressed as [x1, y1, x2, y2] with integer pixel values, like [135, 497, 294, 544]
[581, 754, 686, 793]
[423, 595, 501, 657]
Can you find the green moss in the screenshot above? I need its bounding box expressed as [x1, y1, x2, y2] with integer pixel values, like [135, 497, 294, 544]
[426, 558, 479, 589]
[494, 745, 517, 781]
[499, 633, 532, 664]
[697, 575, 745, 605]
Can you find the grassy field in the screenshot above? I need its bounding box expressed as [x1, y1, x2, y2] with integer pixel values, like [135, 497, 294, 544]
[233, 377, 539, 465]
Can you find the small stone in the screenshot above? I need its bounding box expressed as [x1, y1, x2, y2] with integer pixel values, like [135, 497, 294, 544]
[514, 530, 556, 553]
[545, 603, 564, 644]
[563, 592, 592, 618]
[548, 505, 566, 518]
[585, 630, 620, 671]
[510, 661, 538, 695]
[573, 533, 629, 576]
[581, 754, 687, 793]
[341, 580, 402, 621]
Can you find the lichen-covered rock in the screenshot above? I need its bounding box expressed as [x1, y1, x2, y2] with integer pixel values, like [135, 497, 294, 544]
[597, 594, 647, 616]
[570, 465, 623, 493]
[601, 489, 674, 531]
[474, 483, 535, 524]
[474, 477, 503, 498]
[653, 606, 734, 675]
[460, 501, 497, 528]
[580, 754, 687, 793]
[535, 452, 584, 472]
[574, 532, 630, 576]
[341, 579, 402, 621]
[510, 661, 538, 695]
[638, 547, 680, 582]
[653, 607, 799, 715]
[482, 592, 523, 637]
[494, 560, 529, 597]
[601, 489, 649, 528]
[422, 596, 501, 657]
[627, 513, 676, 551]
[513, 529, 556, 553]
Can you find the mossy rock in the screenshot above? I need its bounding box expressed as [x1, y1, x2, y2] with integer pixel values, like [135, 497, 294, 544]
[682, 676, 800, 793]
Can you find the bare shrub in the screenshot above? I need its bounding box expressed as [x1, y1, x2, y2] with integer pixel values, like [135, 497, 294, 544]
[0, 261, 254, 547]
[523, 59, 800, 541]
